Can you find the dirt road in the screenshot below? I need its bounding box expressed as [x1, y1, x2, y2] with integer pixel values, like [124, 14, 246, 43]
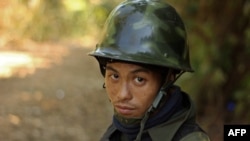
[0, 42, 112, 141]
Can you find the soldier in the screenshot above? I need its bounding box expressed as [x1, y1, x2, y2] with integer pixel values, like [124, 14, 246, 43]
[89, 0, 210, 140]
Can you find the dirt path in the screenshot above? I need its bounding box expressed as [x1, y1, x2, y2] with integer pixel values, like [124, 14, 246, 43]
[0, 43, 112, 141]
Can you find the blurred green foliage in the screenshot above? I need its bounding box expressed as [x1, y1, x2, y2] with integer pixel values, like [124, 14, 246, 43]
[176, 0, 250, 130]
[0, 0, 120, 41]
[21, 0, 111, 41]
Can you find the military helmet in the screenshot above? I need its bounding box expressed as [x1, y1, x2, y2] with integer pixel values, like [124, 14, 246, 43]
[89, 0, 193, 75]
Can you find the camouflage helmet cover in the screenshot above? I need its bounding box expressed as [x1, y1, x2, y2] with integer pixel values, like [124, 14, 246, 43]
[89, 0, 193, 73]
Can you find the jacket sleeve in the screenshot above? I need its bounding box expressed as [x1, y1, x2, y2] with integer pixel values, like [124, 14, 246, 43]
[180, 132, 210, 141]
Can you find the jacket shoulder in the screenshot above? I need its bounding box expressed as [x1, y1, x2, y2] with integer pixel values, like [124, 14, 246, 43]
[180, 132, 210, 141]
[100, 124, 117, 141]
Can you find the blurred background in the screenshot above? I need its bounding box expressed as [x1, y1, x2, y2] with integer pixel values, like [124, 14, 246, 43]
[0, 0, 249, 141]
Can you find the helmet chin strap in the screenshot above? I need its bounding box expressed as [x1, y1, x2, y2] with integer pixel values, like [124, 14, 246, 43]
[134, 69, 185, 141]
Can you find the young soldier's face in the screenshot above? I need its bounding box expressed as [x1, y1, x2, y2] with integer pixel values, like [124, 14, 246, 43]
[105, 62, 162, 118]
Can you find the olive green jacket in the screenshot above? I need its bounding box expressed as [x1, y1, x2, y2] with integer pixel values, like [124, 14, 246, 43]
[100, 93, 210, 141]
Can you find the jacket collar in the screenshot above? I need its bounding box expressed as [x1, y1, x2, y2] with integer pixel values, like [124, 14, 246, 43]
[148, 93, 196, 141]
[101, 92, 196, 141]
